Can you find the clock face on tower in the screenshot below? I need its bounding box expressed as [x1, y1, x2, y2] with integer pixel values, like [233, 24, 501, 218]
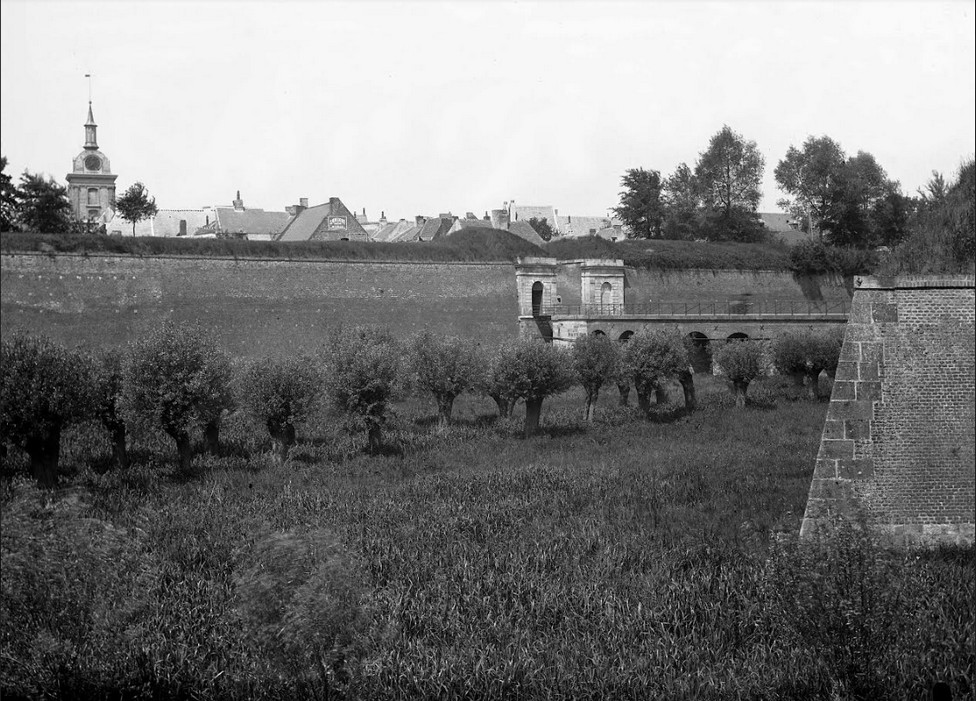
[84, 155, 101, 171]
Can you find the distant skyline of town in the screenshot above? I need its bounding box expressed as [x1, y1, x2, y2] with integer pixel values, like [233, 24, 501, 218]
[2, 1, 974, 221]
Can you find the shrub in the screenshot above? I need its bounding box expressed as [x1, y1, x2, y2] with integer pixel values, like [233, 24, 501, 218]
[0, 334, 95, 486]
[789, 239, 877, 277]
[90, 348, 129, 470]
[623, 329, 689, 415]
[572, 334, 620, 421]
[237, 357, 322, 463]
[410, 331, 481, 426]
[772, 330, 844, 399]
[714, 340, 764, 408]
[491, 340, 575, 437]
[323, 326, 406, 453]
[121, 322, 232, 472]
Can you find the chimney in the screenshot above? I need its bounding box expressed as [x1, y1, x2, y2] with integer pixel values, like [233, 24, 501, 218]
[233, 190, 244, 211]
[484, 211, 490, 221]
[380, 210, 387, 223]
[299, 197, 308, 208]
[415, 215, 427, 226]
[491, 208, 510, 230]
[179, 220, 187, 236]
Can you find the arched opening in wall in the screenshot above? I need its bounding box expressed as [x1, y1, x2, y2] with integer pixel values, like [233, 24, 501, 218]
[727, 332, 749, 343]
[600, 282, 613, 310]
[687, 331, 711, 373]
[531, 281, 544, 316]
[619, 330, 634, 343]
[592, 330, 606, 336]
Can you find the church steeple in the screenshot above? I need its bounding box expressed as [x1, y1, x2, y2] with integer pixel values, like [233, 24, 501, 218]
[84, 102, 98, 150]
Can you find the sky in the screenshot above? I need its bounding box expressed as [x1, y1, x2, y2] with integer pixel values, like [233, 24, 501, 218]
[1, 0, 974, 221]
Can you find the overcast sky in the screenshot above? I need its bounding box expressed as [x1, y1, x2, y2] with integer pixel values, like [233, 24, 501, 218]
[1, 0, 974, 221]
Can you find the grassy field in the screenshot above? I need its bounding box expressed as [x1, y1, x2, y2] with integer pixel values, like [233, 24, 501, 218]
[1, 376, 973, 700]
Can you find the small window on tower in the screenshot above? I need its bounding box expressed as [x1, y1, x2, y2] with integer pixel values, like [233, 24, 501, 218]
[87, 188, 99, 206]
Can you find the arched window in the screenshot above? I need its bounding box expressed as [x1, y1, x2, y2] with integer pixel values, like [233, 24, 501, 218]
[592, 329, 606, 336]
[600, 282, 613, 309]
[727, 332, 749, 342]
[618, 330, 634, 343]
[531, 281, 544, 316]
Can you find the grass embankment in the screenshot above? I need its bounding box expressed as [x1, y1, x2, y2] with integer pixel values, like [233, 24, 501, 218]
[544, 236, 792, 271]
[1, 230, 797, 271]
[2, 376, 972, 699]
[0, 229, 545, 263]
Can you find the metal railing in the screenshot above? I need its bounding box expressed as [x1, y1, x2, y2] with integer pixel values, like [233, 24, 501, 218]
[542, 299, 850, 319]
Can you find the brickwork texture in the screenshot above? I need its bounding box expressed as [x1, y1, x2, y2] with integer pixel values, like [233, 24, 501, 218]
[800, 275, 976, 546]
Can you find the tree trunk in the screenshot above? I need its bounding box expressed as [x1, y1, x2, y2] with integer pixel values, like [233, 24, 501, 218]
[492, 393, 513, 418]
[173, 430, 193, 472]
[732, 380, 749, 409]
[204, 418, 221, 455]
[679, 370, 696, 412]
[654, 386, 669, 405]
[111, 424, 129, 470]
[367, 423, 383, 454]
[26, 427, 61, 488]
[268, 420, 296, 464]
[636, 389, 652, 416]
[523, 397, 544, 437]
[617, 382, 631, 406]
[436, 394, 456, 427]
[584, 388, 599, 422]
[805, 369, 824, 400]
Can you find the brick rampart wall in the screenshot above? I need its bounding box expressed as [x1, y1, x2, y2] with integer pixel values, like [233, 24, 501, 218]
[0, 253, 518, 357]
[800, 275, 976, 546]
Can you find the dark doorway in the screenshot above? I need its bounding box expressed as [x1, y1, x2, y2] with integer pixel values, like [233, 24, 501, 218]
[619, 330, 634, 343]
[687, 331, 711, 373]
[531, 281, 544, 316]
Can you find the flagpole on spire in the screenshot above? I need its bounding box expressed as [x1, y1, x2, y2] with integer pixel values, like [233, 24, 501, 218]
[85, 73, 91, 103]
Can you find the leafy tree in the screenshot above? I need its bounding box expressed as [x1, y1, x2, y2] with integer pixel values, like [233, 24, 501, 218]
[772, 329, 843, 399]
[774, 135, 846, 237]
[1, 334, 95, 486]
[622, 329, 689, 415]
[694, 125, 765, 242]
[493, 339, 575, 437]
[661, 163, 701, 240]
[0, 156, 19, 232]
[715, 340, 764, 408]
[115, 182, 158, 236]
[410, 331, 481, 426]
[238, 357, 322, 463]
[612, 167, 665, 239]
[121, 322, 232, 471]
[879, 159, 975, 275]
[90, 348, 130, 469]
[572, 333, 620, 421]
[527, 217, 556, 241]
[16, 171, 73, 233]
[323, 326, 406, 453]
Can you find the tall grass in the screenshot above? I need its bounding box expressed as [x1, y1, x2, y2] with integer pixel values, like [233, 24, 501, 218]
[2, 377, 973, 699]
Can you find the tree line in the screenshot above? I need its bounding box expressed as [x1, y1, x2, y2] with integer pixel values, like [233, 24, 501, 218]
[0, 156, 157, 235]
[1, 323, 843, 488]
[611, 126, 974, 264]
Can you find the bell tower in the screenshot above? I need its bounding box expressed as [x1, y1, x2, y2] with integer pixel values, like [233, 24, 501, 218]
[65, 98, 117, 225]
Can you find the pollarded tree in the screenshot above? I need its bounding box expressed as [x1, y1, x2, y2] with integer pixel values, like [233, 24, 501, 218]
[572, 333, 620, 421]
[115, 182, 158, 236]
[773, 330, 844, 399]
[494, 339, 575, 437]
[238, 357, 322, 463]
[323, 326, 406, 453]
[410, 331, 481, 426]
[612, 167, 665, 239]
[772, 333, 811, 388]
[91, 348, 130, 469]
[0, 334, 95, 486]
[715, 340, 765, 408]
[479, 342, 521, 419]
[121, 322, 232, 471]
[623, 329, 689, 415]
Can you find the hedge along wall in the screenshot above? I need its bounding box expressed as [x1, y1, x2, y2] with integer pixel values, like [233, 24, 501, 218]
[0, 253, 520, 357]
[800, 275, 976, 546]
